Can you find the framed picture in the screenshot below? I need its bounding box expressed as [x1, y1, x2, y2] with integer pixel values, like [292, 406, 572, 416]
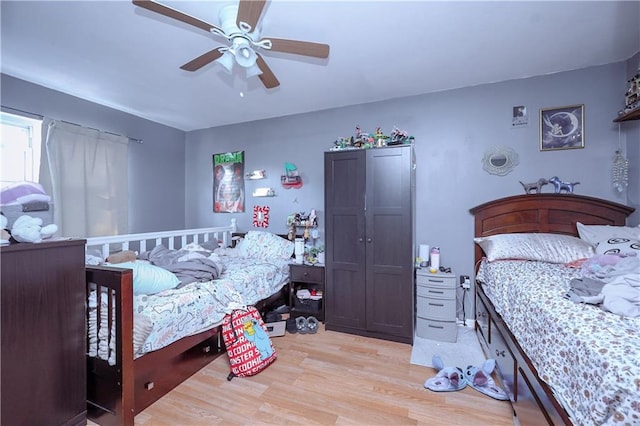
[512, 105, 528, 128]
[539, 104, 584, 151]
[213, 151, 245, 213]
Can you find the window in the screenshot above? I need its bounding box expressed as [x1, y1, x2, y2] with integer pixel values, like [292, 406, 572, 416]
[0, 111, 43, 187]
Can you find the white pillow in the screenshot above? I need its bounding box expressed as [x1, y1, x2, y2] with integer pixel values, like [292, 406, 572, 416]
[595, 238, 640, 256]
[576, 222, 640, 246]
[240, 231, 294, 259]
[115, 261, 180, 295]
[474, 233, 594, 263]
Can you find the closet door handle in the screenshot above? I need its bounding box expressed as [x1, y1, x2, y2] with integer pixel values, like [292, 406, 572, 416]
[359, 237, 364, 243]
[367, 238, 372, 243]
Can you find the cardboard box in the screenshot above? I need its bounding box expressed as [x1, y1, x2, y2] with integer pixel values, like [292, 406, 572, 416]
[264, 321, 286, 337]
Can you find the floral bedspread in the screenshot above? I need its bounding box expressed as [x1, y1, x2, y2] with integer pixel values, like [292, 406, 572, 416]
[133, 254, 289, 356]
[477, 259, 640, 426]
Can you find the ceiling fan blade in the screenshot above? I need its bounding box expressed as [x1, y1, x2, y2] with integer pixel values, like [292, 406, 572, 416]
[132, 0, 223, 33]
[256, 54, 280, 89]
[236, 0, 266, 31]
[266, 38, 330, 58]
[180, 48, 224, 71]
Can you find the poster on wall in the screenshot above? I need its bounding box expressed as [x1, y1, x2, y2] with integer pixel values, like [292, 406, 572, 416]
[213, 151, 244, 213]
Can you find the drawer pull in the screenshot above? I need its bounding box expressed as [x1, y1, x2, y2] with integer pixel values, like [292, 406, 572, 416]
[429, 303, 444, 307]
[145, 381, 155, 390]
[428, 324, 444, 329]
[428, 290, 444, 294]
[303, 272, 309, 277]
[495, 349, 505, 357]
[203, 345, 211, 353]
[429, 279, 444, 283]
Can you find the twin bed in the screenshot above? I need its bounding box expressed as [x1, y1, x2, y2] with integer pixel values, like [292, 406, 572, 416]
[82, 193, 638, 426]
[471, 194, 639, 425]
[84, 223, 294, 426]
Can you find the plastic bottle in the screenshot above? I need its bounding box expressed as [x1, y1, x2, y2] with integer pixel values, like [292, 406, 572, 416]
[429, 247, 440, 273]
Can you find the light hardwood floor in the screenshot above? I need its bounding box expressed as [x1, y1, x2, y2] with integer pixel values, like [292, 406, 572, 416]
[91, 326, 516, 425]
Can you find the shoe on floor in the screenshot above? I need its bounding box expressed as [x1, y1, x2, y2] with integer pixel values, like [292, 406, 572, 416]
[464, 359, 509, 400]
[424, 355, 467, 392]
[306, 316, 319, 334]
[286, 317, 298, 334]
[295, 316, 309, 334]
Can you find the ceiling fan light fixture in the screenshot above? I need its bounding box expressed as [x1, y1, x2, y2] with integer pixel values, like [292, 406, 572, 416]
[232, 38, 257, 68]
[216, 51, 235, 73]
[245, 63, 263, 78]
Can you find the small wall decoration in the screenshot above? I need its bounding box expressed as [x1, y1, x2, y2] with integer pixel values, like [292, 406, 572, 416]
[281, 163, 302, 189]
[252, 187, 275, 197]
[252, 205, 270, 228]
[246, 170, 265, 180]
[482, 146, 519, 176]
[540, 104, 584, 151]
[213, 151, 244, 213]
[512, 105, 528, 128]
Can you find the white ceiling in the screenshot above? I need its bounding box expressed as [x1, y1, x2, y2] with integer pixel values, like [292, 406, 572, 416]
[2, 1, 639, 131]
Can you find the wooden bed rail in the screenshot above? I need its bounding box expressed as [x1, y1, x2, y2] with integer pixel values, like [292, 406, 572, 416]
[86, 266, 135, 426]
[85, 265, 226, 426]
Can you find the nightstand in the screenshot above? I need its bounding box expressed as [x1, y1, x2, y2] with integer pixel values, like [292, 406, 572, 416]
[289, 263, 325, 322]
[415, 269, 457, 342]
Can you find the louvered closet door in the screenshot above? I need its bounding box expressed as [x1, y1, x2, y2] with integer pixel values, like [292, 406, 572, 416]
[324, 150, 367, 330]
[365, 146, 413, 340]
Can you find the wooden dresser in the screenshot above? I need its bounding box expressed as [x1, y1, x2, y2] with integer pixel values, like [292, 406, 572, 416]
[1, 239, 86, 426]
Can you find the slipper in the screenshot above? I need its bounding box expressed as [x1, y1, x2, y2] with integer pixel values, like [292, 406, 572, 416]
[286, 317, 298, 334]
[295, 316, 309, 334]
[306, 316, 319, 334]
[464, 359, 510, 401]
[424, 355, 467, 392]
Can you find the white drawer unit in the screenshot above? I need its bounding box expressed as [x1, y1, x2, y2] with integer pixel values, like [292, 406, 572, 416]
[416, 270, 457, 342]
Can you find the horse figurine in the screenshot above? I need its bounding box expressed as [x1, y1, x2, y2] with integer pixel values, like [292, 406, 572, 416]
[519, 178, 548, 194]
[548, 176, 580, 193]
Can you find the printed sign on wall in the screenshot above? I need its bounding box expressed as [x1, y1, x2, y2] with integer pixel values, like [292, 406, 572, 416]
[213, 151, 244, 213]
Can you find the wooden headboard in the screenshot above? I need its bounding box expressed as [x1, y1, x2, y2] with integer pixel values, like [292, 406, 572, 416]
[469, 194, 634, 266]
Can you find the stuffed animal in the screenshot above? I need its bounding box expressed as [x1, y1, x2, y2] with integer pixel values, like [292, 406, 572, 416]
[0, 213, 10, 244]
[10, 214, 58, 243]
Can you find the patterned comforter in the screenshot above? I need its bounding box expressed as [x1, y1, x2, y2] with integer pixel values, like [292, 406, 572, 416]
[89, 251, 290, 362]
[477, 259, 640, 425]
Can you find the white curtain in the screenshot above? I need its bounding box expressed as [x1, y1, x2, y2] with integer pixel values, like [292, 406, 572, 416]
[39, 120, 129, 238]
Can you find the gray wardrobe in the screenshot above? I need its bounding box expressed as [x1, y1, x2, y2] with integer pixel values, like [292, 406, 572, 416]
[324, 144, 415, 344]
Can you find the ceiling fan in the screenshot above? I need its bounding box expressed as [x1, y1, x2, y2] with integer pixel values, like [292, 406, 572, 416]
[132, 0, 330, 89]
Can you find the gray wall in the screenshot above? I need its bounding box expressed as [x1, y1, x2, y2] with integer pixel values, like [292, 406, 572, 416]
[1, 73, 187, 233]
[186, 60, 637, 321]
[2, 58, 637, 322]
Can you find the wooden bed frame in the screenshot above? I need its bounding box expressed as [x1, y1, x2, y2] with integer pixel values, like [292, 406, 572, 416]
[85, 223, 289, 426]
[470, 194, 634, 425]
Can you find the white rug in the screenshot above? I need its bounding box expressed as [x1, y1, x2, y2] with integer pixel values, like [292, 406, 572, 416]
[410, 325, 486, 369]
